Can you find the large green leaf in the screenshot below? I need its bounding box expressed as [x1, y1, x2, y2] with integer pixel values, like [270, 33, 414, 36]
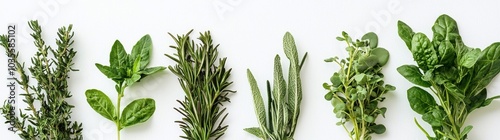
[471, 43, 500, 92]
[411, 33, 437, 71]
[85, 89, 116, 121]
[407, 86, 436, 114]
[120, 98, 155, 129]
[131, 34, 152, 69]
[397, 20, 414, 49]
[246, 69, 268, 135]
[397, 65, 431, 87]
[110, 40, 128, 69]
[432, 14, 460, 45]
[95, 63, 120, 79]
[362, 32, 378, 48]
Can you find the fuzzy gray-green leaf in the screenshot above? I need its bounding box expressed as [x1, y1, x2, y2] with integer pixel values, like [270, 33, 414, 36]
[247, 69, 268, 135]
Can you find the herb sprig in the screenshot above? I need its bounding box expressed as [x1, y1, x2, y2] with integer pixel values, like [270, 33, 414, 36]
[166, 30, 234, 140]
[245, 32, 307, 140]
[85, 35, 165, 140]
[0, 20, 83, 139]
[323, 32, 394, 140]
[397, 14, 500, 140]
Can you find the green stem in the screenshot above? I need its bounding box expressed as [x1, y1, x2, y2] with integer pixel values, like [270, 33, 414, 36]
[116, 83, 125, 140]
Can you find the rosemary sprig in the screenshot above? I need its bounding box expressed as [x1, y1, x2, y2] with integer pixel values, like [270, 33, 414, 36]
[245, 32, 307, 140]
[166, 30, 234, 140]
[0, 20, 83, 140]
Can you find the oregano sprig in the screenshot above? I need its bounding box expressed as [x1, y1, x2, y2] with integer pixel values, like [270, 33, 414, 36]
[85, 35, 165, 140]
[245, 32, 307, 140]
[166, 30, 234, 140]
[0, 20, 83, 140]
[323, 32, 394, 140]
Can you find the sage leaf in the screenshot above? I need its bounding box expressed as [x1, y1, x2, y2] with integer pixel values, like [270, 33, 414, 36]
[247, 70, 269, 135]
[120, 98, 155, 129]
[244, 127, 265, 139]
[85, 89, 116, 121]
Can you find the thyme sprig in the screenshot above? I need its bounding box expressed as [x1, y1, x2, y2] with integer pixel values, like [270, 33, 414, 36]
[0, 20, 83, 140]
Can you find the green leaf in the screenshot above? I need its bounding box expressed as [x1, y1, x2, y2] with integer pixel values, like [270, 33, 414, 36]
[95, 63, 120, 79]
[120, 98, 155, 129]
[130, 34, 152, 69]
[353, 74, 367, 84]
[369, 124, 386, 134]
[444, 82, 465, 100]
[330, 73, 342, 87]
[458, 48, 480, 68]
[85, 89, 116, 121]
[437, 40, 456, 65]
[461, 125, 473, 138]
[432, 14, 460, 44]
[283, 32, 303, 135]
[468, 89, 487, 111]
[422, 107, 445, 127]
[125, 74, 141, 86]
[244, 127, 264, 139]
[371, 48, 390, 66]
[332, 98, 346, 118]
[472, 43, 500, 92]
[397, 65, 431, 87]
[481, 94, 500, 108]
[283, 32, 299, 64]
[324, 92, 333, 100]
[132, 56, 142, 73]
[110, 40, 128, 69]
[407, 86, 436, 114]
[411, 33, 438, 71]
[246, 69, 268, 135]
[397, 20, 415, 49]
[362, 32, 378, 48]
[140, 66, 166, 75]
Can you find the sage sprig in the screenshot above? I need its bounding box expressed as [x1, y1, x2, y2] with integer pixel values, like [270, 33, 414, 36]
[245, 32, 307, 140]
[0, 20, 83, 139]
[166, 30, 234, 140]
[323, 32, 394, 140]
[85, 35, 165, 140]
[397, 14, 500, 140]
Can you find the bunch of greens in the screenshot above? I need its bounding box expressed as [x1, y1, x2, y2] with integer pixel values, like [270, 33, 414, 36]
[245, 32, 307, 140]
[323, 32, 393, 140]
[397, 14, 500, 140]
[166, 30, 234, 140]
[0, 20, 83, 139]
[85, 35, 165, 140]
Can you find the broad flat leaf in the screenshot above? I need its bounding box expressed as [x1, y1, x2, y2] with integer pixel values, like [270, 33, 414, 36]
[411, 33, 437, 71]
[432, 14, 459, 44]
[125, 74, 141, 86]
[120, 98, 155, 129]
[371, 48, 390, 66]
[397, 20, 415, 49]
[437, 40, 456, 65]
[95, 63, 120, 79]
[362, 32, 378, 48]
[85, 89, 116, 121]
[397, 65, 431, 87]
[131, 34, 152, 69]
[246, 69, 268, 134]
[467, 89, 487, 112]
[140, 66, 166, 75]
[244, 127, 265, 139]
[458, 48, 480, 68]
[472, 43, 500, 92]
[422, 108, 445, 127]
[407, 86, 436, 114]
[369, 124, 386, 134]
[110, 40, 128, 69]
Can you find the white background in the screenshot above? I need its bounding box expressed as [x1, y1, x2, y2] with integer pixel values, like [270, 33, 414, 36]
[1, 0, 500, 140]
